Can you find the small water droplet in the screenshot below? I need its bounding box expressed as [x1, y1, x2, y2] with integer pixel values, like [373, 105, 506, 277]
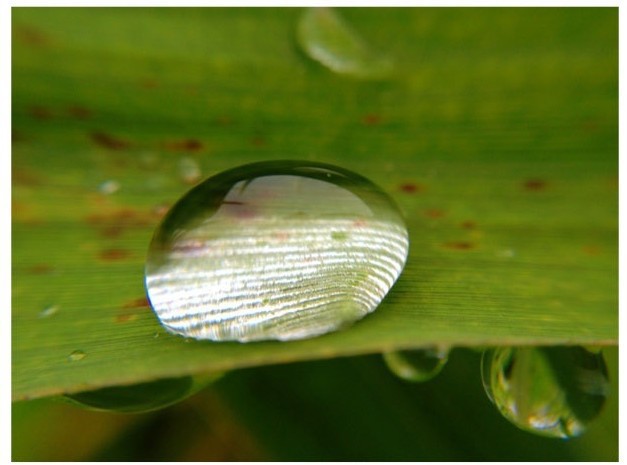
[383, 347, 449, 382]
[145, 160, 409, 342]
[179, 157, 201, 184]
[497, 248, 516, 258]
[63, 373, 221, 413]
[481, 346, 609, 439]
[98, 179, 120, 195]
[296, 8, 394, 80]
[68, 350, 86, 362]
[39, 304, 59, 318]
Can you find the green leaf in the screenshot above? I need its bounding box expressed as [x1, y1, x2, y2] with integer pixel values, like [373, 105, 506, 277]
[12, 7, 617, 401]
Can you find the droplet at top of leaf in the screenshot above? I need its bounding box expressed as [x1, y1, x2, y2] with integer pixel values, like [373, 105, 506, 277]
[297, 8, 395, 80]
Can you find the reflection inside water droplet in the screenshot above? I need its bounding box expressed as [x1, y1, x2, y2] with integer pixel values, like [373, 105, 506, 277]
[296, 8, 394, 79]
[64, 373, 220, 413]
[145, 160, 409, 342]
[481, 346, 609, 439]
[383, 347, 449, 382]
[68, 350, 86, 362]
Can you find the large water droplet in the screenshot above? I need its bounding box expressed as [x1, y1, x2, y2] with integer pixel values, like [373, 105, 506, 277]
[383, 347, 449, 382]
[64, 373, 220, 413]
[145, 160, 409, 342]
[481, 346, 609, 439]
[296, 8, 394, 80]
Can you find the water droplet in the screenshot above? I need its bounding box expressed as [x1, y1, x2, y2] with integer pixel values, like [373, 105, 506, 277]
[296, 8, 394, 80]
[68, 350, 86, 362]
[481, 346, 609, 438]
[496, 248, 516, 258]
[145, 160, 409, 342]
[63, 373, 221, 413]
[98, 179, 120, 195]
[383, 347, 449, 382]
[39, 304, 59, 318]
[179, 157, 201, 185]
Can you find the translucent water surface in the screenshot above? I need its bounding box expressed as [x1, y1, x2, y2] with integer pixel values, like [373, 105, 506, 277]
[145, 160, 409, 342]
[481, 346, 609, 438]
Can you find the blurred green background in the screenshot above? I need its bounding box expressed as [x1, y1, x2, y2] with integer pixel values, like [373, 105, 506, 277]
[12, 7, 617, 460]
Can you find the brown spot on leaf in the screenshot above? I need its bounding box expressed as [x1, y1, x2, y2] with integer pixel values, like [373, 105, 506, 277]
[86, 208, 152, 238]
[580, 119, 599, 133]
[399, 183, 424, 194]
[163, 139, 204, 152]
[442, 241, 475, 250]
[12, 167, 43, 186]
[15, 25, 51, 47]
[123, 296, 150, 308]
[362, 114, 382, 126]
[28, 105, 53, 120]
[215, 115, 234, 126]
[115, 313, 137, 323]
[90, 132, 131, 150]
[582, 245, 601, 256]
[26, 264, 54, 274]
[251, 135, 266, 147]
[99, 248, 132, 261]
[139, 78, 159, 89]
[424, 209, 445, 219]
[460, 220, 477, 230]
[67, 105, 92, 119]
[12, 130, 27, 144]
[523, 179, 547, 191]
[152, 204, 170, 219]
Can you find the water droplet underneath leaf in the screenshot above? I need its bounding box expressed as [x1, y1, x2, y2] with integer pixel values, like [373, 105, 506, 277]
[296, 8, 395, 80]
[383, 347, 449, 382]
[145, 160, 409, 342]
[63, 373, 221, 413]
[481, 346, 609, 439]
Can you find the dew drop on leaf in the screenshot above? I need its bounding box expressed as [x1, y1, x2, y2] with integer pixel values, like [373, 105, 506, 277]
[98, 179, 120, 195]
[145, 160, 409, 342]
[179, 156, 201, 185]
[383, 347, 449, 383]
[38, 304, 59, 318]
[481, 346, 609, 439]
[296, 7, 395, 80]
[63, 373, 221, 413]
[67, 350, 86, 362]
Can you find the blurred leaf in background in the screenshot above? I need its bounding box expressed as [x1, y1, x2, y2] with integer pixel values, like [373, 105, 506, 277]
[11, 6, 617, 461]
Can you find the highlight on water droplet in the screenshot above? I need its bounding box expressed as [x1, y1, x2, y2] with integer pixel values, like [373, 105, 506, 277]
[296, 7, 394, 80]
[145, 160, 409, 342]
[39, 304, 59, 318]
[68, 350, 86, 362]
[63, 372, 221, 413]
[481, 346, 609, 439]
[383, 347, 449, 383]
